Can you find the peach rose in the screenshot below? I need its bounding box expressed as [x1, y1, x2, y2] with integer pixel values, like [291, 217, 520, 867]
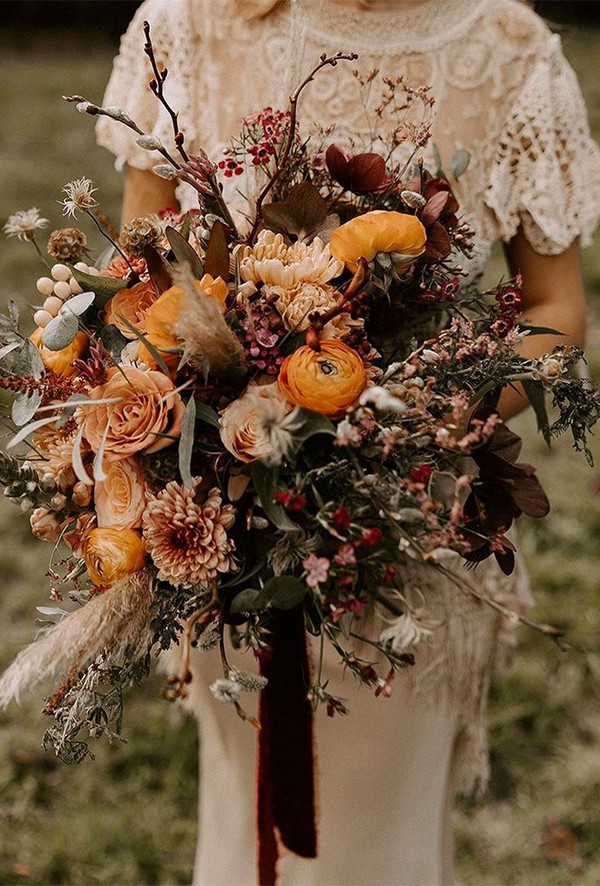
[81, 366, 185, 462]
[94, 457, 147, 530]
[30, 327, 88, 378]
[83, 527, 147, 588]
[329, 210, 427, 273]
[139, 275, 228, 371]
[278, 339, 367, 418]
[104, 281, 157, 339]
[219, 383, 291, 463]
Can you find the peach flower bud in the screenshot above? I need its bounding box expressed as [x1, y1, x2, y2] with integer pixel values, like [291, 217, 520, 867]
[329, 210, 426, 273]
[71, 481, 93, 508]
[83, 527, 147, 588]
[94, 457, 147, 530]
[30, 326, 89, 378]
[50, 493, 68, 511]
[30, 507, 62, 542]
[278, 339, 367, 418]
[81, 366, 185, 462]
[139, 275, 228, 371]
[104, 280, 158, 339]
[56, 465, 76, 492]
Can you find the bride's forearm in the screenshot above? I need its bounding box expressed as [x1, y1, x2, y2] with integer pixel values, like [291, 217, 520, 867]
[121, 165, 180, 227]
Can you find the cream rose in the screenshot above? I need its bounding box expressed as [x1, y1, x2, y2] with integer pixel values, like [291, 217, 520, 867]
[94, 457, 147, 530]
[219, 384, 292, 463]
[81, 366, 185, 462]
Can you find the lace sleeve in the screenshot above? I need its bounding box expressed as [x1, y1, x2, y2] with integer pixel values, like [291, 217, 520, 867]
[485, 33, 600, 254]
[96, 0, 205, 172]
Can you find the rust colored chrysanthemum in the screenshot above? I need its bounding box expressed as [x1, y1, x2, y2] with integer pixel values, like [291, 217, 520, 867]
[142, 480, 236, 588]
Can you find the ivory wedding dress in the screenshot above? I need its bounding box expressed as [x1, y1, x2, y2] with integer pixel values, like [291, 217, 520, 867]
[98, 2, 600, 883]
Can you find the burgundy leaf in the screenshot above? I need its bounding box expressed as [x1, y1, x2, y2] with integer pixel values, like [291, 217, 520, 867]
[421, 190, 450, 227]
[325, 144, 389, 194]
[425, 221, 452, 260]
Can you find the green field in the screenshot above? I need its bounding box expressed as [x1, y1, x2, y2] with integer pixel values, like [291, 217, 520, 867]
[0, 22, 599, 886]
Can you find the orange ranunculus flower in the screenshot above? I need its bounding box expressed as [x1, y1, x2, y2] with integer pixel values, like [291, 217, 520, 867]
[278, 339, 367, 418]
[82, 365, 185, 462]
[139, 275, 229, 371]
[329, 210, 427, 273]
[83, 527, 147, 588]
[104, 280, 157, 339]
[30, 327, 88, 378]
[94, 457, 147, 530]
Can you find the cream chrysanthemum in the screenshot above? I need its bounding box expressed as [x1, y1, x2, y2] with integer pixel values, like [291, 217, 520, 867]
[142, 480, 236, 588]
[236, 231, 343, 288]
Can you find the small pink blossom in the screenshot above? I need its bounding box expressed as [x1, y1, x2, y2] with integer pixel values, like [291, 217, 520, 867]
[334, 543, 356, 566]
[303, 553, 330, 588]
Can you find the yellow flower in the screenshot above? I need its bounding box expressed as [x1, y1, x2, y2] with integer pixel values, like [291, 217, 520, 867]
[83, 527, 147, 588]
[30, 327, 88, 378]
[277, 339, 367, 418]
[139, 275, 228, 371]
[329, 210, 427, 273]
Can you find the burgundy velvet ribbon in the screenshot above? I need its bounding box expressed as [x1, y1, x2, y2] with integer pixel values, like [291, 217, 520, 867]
[256, 606, 318, 885]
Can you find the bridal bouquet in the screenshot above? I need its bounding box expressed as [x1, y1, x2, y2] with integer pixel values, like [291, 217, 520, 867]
[1, 38, 598, 774]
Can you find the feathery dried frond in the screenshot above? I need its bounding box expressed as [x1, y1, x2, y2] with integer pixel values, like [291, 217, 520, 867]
[0, 569, 154, 709]
[172, 263, 246, 378]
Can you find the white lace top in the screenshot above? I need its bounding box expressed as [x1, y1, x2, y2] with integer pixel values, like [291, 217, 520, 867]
[97, 0, 600, 273]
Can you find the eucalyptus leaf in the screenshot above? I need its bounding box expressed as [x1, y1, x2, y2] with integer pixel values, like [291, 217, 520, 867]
[178, 395, 197, 489]
[41, 311, 79, 351]
[7, 414, 60, 449]
[12, 390, 42, 427]
[14, 338, 44, 380]
[70, 268, 127, 307]
[0, 341, 20, 361]
[522, 378, 551, 446]
[8, 300, 20, 326]
[195, 401, 220, 429]
[166, 226, 204, 278]
[251, 462, 299, 531]
[99, 324, 129, 360]
[59, 291, 96, 318]
[450, 148, 470, 178]
[229, 588, 265, 614]
[36, 606, 70, 619]
[286, 409, 336, 458]
[263, 575, 307, 610]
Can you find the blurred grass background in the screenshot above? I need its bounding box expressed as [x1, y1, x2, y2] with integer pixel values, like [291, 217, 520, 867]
[0, 3, 599, 884]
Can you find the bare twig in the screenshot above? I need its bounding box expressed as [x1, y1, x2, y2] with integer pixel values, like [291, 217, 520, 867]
[143, 21, 189, 163]
[247, 52, 358, 245]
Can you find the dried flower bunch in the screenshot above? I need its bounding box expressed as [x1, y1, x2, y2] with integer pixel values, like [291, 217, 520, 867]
[0, 33, 598, 773]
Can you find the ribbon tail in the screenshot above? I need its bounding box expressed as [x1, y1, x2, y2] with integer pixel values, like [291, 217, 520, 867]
[256, 606, 318, 885]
